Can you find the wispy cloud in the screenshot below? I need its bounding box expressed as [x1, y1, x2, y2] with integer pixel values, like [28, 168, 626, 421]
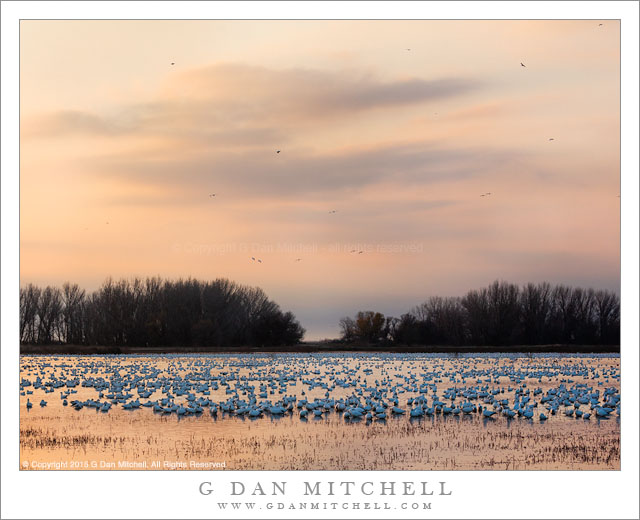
[89, 140, 522, 200]
[23, 63, 482, 140]
[163, 63, 482, 115]
[23, 110, 132, 138]
[22, 63, 495, 205]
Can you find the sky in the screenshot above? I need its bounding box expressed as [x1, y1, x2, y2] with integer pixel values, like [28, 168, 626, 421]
[20, 20, 620, 340]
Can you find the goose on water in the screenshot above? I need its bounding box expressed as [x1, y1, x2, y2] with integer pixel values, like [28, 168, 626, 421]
[20, 354, 619, 437]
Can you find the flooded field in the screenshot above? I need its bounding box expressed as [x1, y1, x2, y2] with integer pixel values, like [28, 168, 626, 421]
[19, 353, 620, 470]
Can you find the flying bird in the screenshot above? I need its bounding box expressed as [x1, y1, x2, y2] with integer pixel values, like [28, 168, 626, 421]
[209, 193, 216, 197]
[548, 138, 555, 141]
[406, 48, 411, 51]
[599, 23, 603, 26]
[520, 62, 526, 67]
[171, 62, 175, 65]
[329, 210, 337, 214]
[251, 257, 255, 261]
[358, 251, 364, 254]
[276, 150, 281, 154]
[257, 259, 262, 263]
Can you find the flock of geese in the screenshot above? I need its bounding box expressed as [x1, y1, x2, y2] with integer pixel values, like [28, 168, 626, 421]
[21, 354, 620, 424]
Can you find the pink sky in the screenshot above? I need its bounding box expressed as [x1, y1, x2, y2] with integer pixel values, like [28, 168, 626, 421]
[20, 20, 620, 339]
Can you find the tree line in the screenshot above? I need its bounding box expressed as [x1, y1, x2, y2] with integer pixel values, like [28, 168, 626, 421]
[339, 280, 620, 346]
[20, 277, 305, 347]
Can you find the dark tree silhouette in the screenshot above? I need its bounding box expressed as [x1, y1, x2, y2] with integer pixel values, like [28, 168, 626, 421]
[19, 284, 41, 344]
[339, 280, 619, 346]
[355, 311, 387, 343]
[593, 289, 620, 344]
[20, 277, 305, 347]
[520, 282, 552, 344]
[412, 296, 468, 345]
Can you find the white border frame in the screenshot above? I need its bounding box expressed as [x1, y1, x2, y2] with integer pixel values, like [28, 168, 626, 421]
[2, 2, 638, 519]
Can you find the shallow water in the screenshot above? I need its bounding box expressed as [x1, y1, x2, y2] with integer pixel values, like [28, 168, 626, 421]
[19, 353, 620, 470]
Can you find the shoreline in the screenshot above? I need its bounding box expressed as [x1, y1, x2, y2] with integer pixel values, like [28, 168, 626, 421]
[19, 343, 620, 355]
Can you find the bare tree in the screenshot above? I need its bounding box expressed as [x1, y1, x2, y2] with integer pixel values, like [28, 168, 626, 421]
[20, 284, 41, 343]
[339, 316, 357, 342]
[520, 282, 552, 344]
[392, 313, 422, 345]
[37, 286, 63, 344]
[461, 287, 490, 345]
[593, 290, 620, 344]
[413, 296, 468, 345]
[484, 280, 521, 345]
[61, 282, 86, 344]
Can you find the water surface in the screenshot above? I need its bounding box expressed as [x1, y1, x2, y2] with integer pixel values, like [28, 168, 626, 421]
[19, 353, 620, 470]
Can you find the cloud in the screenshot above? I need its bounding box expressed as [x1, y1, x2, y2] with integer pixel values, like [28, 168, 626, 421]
[23, 110, 131, 138]
[22, 62, 499, 209]
[165, 63, 482, 114]
[23, 63, 482, 140]
[91, 140, 521, 200]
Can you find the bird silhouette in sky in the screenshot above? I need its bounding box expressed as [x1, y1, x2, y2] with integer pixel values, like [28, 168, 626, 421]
[257, 259, 262, 263]
[599, 23, 603, 26]
[171, 62, 175, 65]
[209, 193, 216, 197]
[520, 62, 526, 67]
[329, 210, 337, 214]
[276, 150, 281, 154]
[549, 138, 555, 141]
[358, 251, 364, 254]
